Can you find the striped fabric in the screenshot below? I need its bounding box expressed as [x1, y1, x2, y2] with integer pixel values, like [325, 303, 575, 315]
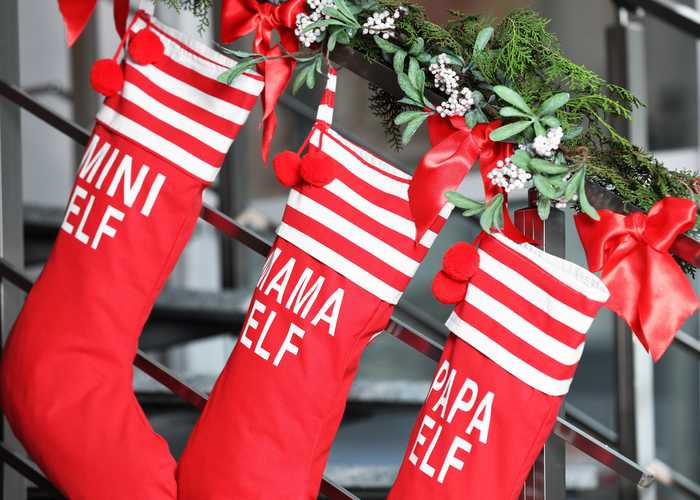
[446, 233, 609, 396]
[96, 14, 264, 183]
[277, 70, 453, 304]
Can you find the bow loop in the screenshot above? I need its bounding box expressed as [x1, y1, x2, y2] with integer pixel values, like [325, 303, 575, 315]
[575, 197, 699, 362]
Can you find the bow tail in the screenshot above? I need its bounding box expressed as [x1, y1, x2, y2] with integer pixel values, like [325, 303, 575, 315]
[638, 248, 700, 361]
[113, 0, 129, 39]
[259, 46, 297, 162]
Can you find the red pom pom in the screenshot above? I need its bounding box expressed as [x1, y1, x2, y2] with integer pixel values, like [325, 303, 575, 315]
[432, 271, 468, 304]
[128, 29, 165, 65]
[273, 150, 302, 187]
[442, 242, 480, 281]
[300, 150, 335, 187]
[90, 59, 124, 96]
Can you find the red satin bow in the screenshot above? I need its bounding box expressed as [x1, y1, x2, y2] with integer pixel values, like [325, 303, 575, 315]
[575, 197, 700, 362]
[58, 0, 129, 47]
[221, 0, 306, 162]
[408, 114, 526, 242]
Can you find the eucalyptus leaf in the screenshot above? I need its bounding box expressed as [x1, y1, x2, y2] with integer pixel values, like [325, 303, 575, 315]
[463, 207, 485, 217]
[218, 59, 257, 85]
[401, 114, 427, 145]
[492, 86, 533, 114]
[529, 158, 569, 175]
[541, 116, 561, 128]
[489, 120, 532, 142]
[291, 64, 313, 94]
[537, 195, 551, 221]
[510, 149, 531, 169]
[534, 174, 558, 199]
[480, 194, 503, 232]
[335, 29, 351, 44]
[446, 191, 483, 210]
[408, 58, 421, 88]
[398, 96, 422, 106]
[374, 35, 399, 53]
[409, 37, 425, 56]
[393, 50, 406, 74]
[564, 168, 584, 200]
[306, 64, 316, 89]
[533, 120, 546, 137]
[563, 126, 584, 140]
[327, 29, 339, 52]
[578, 175, 600, 220]
[474, 108, 488, 123]
[304, 18, 346, 32]
[395, 110, 428, 126]
[472, 90, 484, 105]
[538, 92, 570, 116]
[333, 0, 358, 24]
[473, 26, 494, 55]
[479, 205, 495, 233]
[417, 53, 431, 64]
[499, 106, 530, 118]
[397, 72, 422, 104]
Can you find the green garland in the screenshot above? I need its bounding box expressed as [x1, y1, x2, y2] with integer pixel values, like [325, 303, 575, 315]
[161, 0, 700, 271]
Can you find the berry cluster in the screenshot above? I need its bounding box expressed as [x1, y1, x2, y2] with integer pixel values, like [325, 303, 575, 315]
[487, 157, 532, 193]
[532, 127, 563, 158]
[295, 0, 336, 48]
[436, 88, 474, 117]
[362, 8, 406, 39]
[429, 53, 460, 94]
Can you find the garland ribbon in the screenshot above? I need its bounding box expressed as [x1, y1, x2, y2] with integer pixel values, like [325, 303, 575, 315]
[58, 0, 129, 47]
[221, 0, 306, 161]
[575, 197, 700, 362]
[408, 115, 527, 243]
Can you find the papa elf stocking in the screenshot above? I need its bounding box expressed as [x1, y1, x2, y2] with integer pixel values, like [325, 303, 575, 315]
[0, 10, 263, 500]
[177, 68, 453, 500]
[389, 232, 609, 500]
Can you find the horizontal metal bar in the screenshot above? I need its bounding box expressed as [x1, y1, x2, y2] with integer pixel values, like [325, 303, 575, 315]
[0, 259, 354, 500]
[616, 0, 700, 38]
[0, 78, 654, 486]
[674, 330, 700, 357]
[564, 403, 620, 445]
[0, 442, 65, 498]
[649, 459, 700, 498]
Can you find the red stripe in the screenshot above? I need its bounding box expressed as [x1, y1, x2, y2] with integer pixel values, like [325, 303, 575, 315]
[155, 54, 259, 110]
[104, 95, 225, 167]
[479, 236, 602, 317]
[469, 271, 586, 349]
[303, 186, 431, 260]
[124, 64, 242, 138]
[455, 301, 580, 381]
[281, 207, 412, 291]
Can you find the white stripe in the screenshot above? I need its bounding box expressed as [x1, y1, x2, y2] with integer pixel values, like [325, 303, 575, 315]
[310, 131, 409, 200]
[135, 18, 264, 96]
[478, 249, 595, 334]
[326, 128, 412, 180]
[466, 285, 584, 365]
[491, 233, 609, 303]
[277, 223, 402, 304]
[121, 81, 231, 153]
[446, 313, 573, 396]
[325, 180, 438, 248]
[316, 104, 334, 124]
[128, 62, 252, 125]
[287, 190, 420, 277]
[326, 73, 337, 92]
[97, 106, 219, 182]
[439, 203, 454, 219]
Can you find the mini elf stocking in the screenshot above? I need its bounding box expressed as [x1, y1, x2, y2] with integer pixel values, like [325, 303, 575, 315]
[177, 68, 453, 500]
[0, 11, 262, 500]
[388, 232, 609, 500]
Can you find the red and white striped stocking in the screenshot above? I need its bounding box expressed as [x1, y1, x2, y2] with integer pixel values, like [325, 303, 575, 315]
[388, 232, 609, 500]
[0, 12, 262, 500]
[177, 69, 453, 499]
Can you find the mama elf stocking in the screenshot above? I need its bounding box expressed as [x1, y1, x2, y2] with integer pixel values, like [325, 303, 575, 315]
[0, 11, 262, 500]
[177, 68, 453, 499]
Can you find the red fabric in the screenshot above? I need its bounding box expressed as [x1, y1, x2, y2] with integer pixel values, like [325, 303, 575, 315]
[409, 115, 526, 243]
[58, 0, 129, 46]
[389, 233, 608, 499]
[575, 197, 700, 361]
[220, 0, 307, 161]
[0, 17, 262, 499]
[178, 119, 452, 498]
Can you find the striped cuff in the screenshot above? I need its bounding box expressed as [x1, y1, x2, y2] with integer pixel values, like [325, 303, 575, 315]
[447, 233, 609, 396]
[277, 125, 453, 304]
[96, 15, 264, 184]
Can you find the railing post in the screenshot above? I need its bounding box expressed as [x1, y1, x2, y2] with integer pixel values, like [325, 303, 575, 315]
[0, 1, 26, 499]
[515, 190, 567, 500]
[606, 7, 656, 500]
